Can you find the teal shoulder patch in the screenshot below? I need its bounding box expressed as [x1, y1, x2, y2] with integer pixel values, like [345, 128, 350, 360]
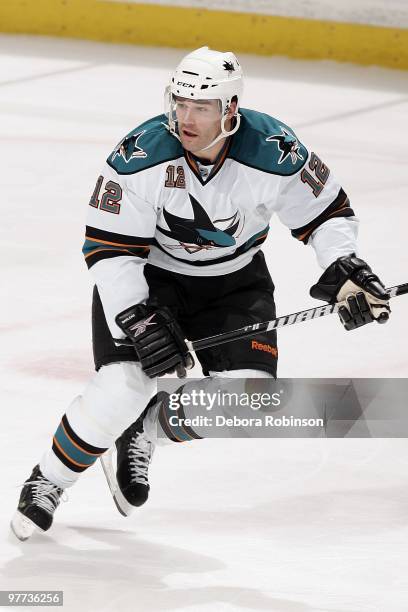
[107, 114, 183, 175]
[230, 109, 308, 176]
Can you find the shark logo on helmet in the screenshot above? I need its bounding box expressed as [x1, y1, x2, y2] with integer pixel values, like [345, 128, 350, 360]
[223, 60, 235, 73]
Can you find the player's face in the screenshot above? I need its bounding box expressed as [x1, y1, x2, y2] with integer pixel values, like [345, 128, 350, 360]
[175, 97, 224, 153]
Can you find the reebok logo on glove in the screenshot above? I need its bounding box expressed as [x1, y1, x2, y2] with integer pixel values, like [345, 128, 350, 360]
[129, 313, 156, 337]
[116, 304, 194, 378]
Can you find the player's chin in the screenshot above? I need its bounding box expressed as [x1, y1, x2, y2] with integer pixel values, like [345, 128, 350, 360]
[181, 138, 202, 153]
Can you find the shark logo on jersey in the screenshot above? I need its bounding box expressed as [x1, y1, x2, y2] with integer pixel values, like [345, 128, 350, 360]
[111, 131, 147, 163]
[266, 127, 304, 165]
[157, 193, 243, 254]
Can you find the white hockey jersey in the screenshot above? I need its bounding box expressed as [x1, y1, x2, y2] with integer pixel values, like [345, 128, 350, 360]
[83, 109, 358, 336]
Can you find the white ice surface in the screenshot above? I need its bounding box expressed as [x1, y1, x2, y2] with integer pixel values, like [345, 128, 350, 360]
[1, 35, 408, 612]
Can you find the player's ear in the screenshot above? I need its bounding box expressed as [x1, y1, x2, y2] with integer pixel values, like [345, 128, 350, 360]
[226, 98, 238, 118]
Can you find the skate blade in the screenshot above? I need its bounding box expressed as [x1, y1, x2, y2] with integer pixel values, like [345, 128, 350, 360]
[10, 511, 41, 541]
[100, 448, 134, 517]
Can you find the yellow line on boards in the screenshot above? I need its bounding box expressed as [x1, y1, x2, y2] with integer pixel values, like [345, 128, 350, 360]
[0, 0, 407, 70]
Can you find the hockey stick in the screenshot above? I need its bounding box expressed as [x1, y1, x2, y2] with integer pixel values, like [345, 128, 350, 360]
[186, 283, 408, 353]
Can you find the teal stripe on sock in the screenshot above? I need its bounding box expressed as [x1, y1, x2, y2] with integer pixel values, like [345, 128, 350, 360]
[161, 403, 195, 442]
[54, 424, 99, 467]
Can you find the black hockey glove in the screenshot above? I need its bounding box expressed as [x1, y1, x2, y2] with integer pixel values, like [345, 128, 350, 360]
[115, 304, 194, 378]
[310, 254, 390, 331]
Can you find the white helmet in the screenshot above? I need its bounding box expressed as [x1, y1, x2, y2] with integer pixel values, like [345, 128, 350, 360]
[165, 46, 243, 150]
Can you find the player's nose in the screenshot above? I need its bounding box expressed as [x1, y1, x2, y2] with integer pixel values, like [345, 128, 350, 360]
[182, 106, 196, 123]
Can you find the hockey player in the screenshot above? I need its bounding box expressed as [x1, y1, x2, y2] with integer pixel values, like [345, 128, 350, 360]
[11, 47, 390, 539]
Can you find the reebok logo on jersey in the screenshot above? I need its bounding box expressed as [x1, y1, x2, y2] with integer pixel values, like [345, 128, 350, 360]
[266, 127, 304, 165]
[251, 340, 278, 357]
[111, 131, 147, 163]
[129, 313, 156, 337]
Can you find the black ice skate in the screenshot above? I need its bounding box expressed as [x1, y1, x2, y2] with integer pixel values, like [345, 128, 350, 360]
[100, 397, 160, 517]
[10, 465, 65, 541]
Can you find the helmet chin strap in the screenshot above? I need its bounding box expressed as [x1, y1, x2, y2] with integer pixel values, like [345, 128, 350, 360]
[199, 112, 241, 152]
[164, 112, 241, 152]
